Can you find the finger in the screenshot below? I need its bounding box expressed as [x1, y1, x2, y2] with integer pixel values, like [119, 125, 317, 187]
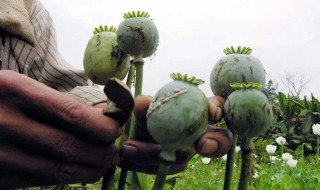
[121, 141, 194, 164]
[133, 95, 154, 141]
[0, 173, 56, 189]
[195, 127, 233, 157]
[0, 71, 121, 142]
[120, 140, 162, 165]
[134, 95, 152, 120]
[0, 144, 107, 186]
[119, 160, 188, 175]
[104, 78, 134, 111]
[119, 141, 193, 169]
[103, 78, 134, 125]
[0, 105, 119, 167]
[208, 96, 226, 123]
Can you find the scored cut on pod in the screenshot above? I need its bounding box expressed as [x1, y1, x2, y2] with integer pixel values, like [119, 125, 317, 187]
[147, 73, 208, 162]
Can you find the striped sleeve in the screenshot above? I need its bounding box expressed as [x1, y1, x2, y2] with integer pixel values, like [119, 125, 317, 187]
[7, 0, 107, 105]
[67, 85, 108, 106]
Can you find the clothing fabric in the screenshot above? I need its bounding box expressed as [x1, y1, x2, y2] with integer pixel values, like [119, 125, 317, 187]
[0, 0, 36, 46]
[0, 33, 5, 68]
[0, 0, 107, 105]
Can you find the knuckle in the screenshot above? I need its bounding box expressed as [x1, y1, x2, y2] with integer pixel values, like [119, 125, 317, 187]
[56, 134, 80, 161]
[51, 163, 76, 183]
[51, 163, 104, 183]
[61, 101, 85, 124]
[0, 71, 17, 90]
[0, 114, 7, 126]
[0, 112, 14, 133]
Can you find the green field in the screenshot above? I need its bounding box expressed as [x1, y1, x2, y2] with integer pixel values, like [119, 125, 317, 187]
[28, 146, 320, 190]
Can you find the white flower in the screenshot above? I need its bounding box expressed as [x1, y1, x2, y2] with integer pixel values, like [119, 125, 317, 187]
[222, 154, 228, 161]
[312, 124, 320, 136]
[276, 136, 286, 145]
[253, 172, 259, 178]
[201, 157, 211, 164]
[287, 159, 298, 168]
[270, 156, 279, 162]
[235, 146, 241, 153]
[266, 145, 277, 154]
[281, 153, 293, 161]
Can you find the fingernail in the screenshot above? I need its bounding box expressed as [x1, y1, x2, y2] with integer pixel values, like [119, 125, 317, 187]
[121, 144, 138, 158]
[112, 152, 120, 165]
[215, 108, 222, 120]
[201, 139, 218, 154]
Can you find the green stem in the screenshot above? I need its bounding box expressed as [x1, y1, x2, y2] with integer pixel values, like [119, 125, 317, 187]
[128, 113, 138, 140]
[116, 118, 134, 190]
[152, 161, 171, 190]
[101, 61, 135, 190]
[101, 167, 116, 190]
[128, 172, 143, 190]
[118, 112, 138, 189]
[238, 139, 253, 190]
[128, 61, 144, 139]
[115, 62, 136, 148]
[117, 170, 128, 190]
[133, 61, 144, 96]
[127, 60, 145, 189]
[301, 143, 305, 162]
[317, 136, 319, 158]
[223, 134, 237, 190]
[126, 61, 136, 90]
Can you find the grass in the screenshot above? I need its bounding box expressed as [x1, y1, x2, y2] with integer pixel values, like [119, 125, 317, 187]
[172, 154, 320, 190]
[26, 146, 320, 190]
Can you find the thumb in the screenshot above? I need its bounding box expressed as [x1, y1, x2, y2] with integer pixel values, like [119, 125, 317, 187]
[103, 78, 134, 125]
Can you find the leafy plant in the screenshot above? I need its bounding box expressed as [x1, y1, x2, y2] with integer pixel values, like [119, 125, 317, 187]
[262, 79, 278, 104]
[291, 93, 320, 133]
[264, 92, 319, 153]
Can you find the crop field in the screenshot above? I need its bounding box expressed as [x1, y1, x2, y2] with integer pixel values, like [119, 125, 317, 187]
[25, 138, 320, 190]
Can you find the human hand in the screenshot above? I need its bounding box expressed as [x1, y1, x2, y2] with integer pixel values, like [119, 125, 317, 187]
[0, 71, 132, 188]
[118, 95, 233, 174]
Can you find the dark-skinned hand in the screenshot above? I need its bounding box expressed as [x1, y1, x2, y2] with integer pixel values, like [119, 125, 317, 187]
[0, 70, 130, 189]
[0, 70, 233, 189]
[118, 95, 233, 174]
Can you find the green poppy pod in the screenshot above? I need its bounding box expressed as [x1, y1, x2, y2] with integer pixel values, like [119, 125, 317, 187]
[210, 46, 266, 98]
[147, 73, 208, 162]
[83, 26, 130, 85]
[117, 11, 159, 62]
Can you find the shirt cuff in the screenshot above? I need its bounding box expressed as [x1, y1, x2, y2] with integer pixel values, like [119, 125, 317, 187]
[66, 85, 107, 106]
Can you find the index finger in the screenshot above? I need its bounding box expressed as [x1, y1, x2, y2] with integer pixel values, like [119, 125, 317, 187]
[195, 127, 233, 157]
[134, 95, 152, 120]
[0, 71, 121, 142]
[208, 96, 226, 123]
